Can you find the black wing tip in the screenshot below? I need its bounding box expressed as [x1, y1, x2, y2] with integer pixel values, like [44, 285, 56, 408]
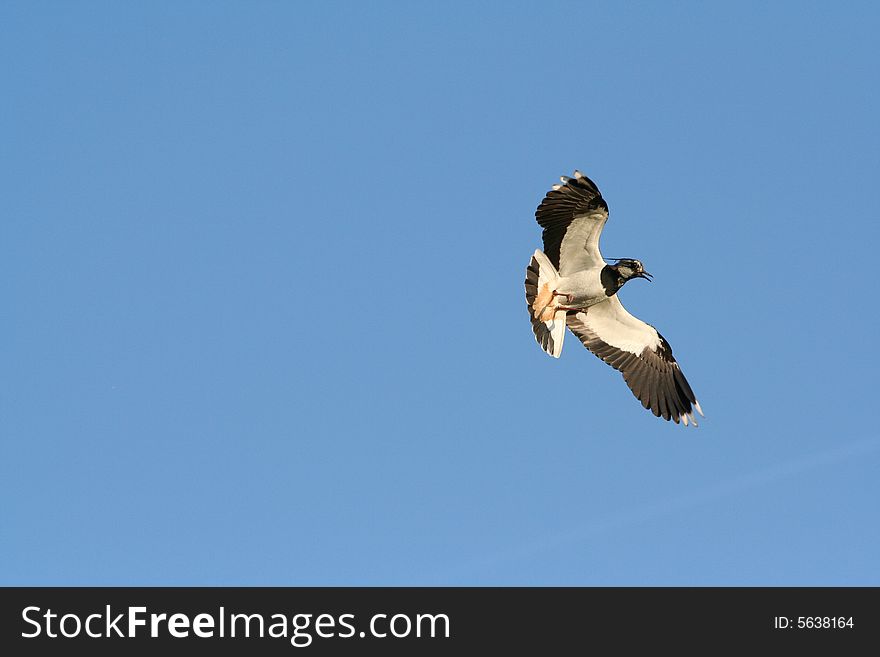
[565, 303, 703, 427]
[535, 169, 608, 220]
[563, 171, 604, 201]
[604, 344, 702, 427]
[568, 170, 603, 193]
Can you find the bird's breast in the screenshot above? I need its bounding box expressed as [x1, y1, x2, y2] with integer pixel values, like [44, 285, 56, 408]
[556, 270, 609, 308]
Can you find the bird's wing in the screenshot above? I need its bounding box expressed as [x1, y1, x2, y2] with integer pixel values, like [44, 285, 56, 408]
[566, 296, 702, 425]
[535, 170, 609, 277]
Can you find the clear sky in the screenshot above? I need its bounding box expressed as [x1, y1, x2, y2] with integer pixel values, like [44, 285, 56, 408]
[3, 2, 879, 585]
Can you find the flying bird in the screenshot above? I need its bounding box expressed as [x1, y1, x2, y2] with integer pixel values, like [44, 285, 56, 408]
[524, 170, 703, 426]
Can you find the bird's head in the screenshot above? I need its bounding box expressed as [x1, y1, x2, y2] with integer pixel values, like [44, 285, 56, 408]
[611, 258, 652, 284]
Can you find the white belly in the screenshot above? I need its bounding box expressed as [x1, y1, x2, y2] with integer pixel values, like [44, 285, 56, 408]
[556, 269, 608, 309]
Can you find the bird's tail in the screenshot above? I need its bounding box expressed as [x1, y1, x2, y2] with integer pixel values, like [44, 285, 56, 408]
[524, 249, 566, 358]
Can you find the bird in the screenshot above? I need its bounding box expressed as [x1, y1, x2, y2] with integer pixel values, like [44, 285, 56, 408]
[524, 170, 703, 426]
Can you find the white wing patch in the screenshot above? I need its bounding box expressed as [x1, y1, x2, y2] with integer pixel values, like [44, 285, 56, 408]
[585, 296, 661, 355]
[557, 210, 609, 277]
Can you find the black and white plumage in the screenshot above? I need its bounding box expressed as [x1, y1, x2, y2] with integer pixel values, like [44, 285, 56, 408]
[524, 171, 703, 426]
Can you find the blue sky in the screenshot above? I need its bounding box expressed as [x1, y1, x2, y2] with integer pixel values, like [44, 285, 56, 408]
[2, 2, 878, 585]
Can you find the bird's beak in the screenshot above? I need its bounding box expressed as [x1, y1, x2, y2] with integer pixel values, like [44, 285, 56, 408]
[638, 271, 653, 282]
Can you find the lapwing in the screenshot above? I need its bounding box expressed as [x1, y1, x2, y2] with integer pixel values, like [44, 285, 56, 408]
[524, 171, 703, 426]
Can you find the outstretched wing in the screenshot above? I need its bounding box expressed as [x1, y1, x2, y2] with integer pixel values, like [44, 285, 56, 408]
[566, 296, 703, 426]
[535, 170, 609, 277]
